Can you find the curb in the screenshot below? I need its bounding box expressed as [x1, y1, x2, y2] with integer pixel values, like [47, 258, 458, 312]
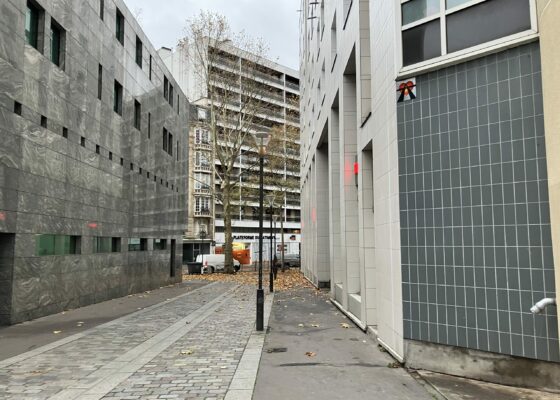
[225, 292, 275, 400]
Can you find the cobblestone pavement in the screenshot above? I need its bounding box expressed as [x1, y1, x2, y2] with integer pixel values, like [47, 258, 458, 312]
[0, 282, 259, 400]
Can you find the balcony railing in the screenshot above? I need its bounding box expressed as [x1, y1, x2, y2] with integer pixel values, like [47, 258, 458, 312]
[194, 209, 212, 217]
[194, 186, 212, 195]
[194, 164, 212, 172]
[286, 81, 299, 91]
[195, 141, 212, 151]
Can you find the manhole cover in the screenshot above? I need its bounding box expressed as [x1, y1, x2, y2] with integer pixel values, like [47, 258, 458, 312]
[267, 347, 288, 353]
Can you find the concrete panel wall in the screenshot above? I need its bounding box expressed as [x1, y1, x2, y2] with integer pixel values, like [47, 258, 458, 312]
[0, 0, 189, 324]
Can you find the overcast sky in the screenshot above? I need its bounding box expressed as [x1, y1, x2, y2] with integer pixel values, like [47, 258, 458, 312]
[124, 0, 301, 71]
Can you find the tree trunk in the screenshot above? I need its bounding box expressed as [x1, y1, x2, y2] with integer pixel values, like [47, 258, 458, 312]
[223, 183, 235, 274]
[280, 205, 286, 272]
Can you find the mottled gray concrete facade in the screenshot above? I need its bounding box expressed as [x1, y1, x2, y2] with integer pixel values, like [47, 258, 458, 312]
[0, 0, 189, 324]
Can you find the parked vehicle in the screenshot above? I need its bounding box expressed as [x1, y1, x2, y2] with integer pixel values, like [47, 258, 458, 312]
[196, 254, 241, 273]
[276, 253, 300, 268]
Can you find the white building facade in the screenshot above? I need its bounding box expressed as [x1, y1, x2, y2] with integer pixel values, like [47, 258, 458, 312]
[300, 0, 560, 389]
[160, 42, 302, 262]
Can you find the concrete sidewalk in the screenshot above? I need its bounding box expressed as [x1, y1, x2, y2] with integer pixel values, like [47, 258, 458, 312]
[253, 288, 434, 400]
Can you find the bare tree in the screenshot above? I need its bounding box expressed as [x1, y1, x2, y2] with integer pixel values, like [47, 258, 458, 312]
[179, 11, 278, 273]
[242, 122, 300, 272]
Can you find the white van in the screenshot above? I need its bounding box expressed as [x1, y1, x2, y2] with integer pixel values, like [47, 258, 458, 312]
[196, 254, 241, 274]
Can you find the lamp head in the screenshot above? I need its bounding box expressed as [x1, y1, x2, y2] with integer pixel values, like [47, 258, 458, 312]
[252, 131, 271, 156]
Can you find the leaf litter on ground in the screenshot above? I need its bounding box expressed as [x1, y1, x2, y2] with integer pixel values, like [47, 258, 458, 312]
[183, 269, 315, 292]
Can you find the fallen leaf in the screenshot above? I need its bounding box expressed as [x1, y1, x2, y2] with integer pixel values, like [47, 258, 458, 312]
[340, 323, 350, 329]
[305, 351, 316, 357]
[180, 349, 194, 355]
[53, 330, 62, 334]
[311, 324, 320, 328]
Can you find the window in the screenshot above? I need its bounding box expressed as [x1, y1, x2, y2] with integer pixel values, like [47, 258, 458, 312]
[120, 157, 124, 166]
[109, 151, 112, 160]
[80, 136, 86, 147]
[177, 141, 179, 161]
[128, 238, 147, 251]
[168, 132, 173, 156]
[169, 84, 174, 107]
[400, 0, 533, 68]
[402, 0, 439, 25]
[134, 100, 141, 130]
[177, 95, 180, 114]
[62, 127, 68, 138]
[14, 101, 22, 115]
[162, 127, 168, 152]
[25, 1, 43, 52]
[195, 173, 211, 190]
[99, 0, 104, 20]
[195, 197, 210, 213]
[163, 76, 169, 101]
[93, 236, 119, 253]
[135, 36, 142, 67]
[148, 113, 151, 138]
[130, 162, 134, 171]
[139, 167, 142, 175]
[98, 64, 102, 100]
[116, 8, 124, 45]
[41, 115, 47, 128]
[50, 18, 65, 69]
[114, 80, 123, 115]
[36, 234, 80, 256]
[195, 129, 210, 144]
[446, 0, 531, 53]
[154, 239, 167, 250]
[195, 151, 210, 167]
[343, 0, 353, 29]
[402, 19, 441, 66]
[149, 55, 152, 80]
[95, 144, 100, 154]
[331, 14, 337, 69]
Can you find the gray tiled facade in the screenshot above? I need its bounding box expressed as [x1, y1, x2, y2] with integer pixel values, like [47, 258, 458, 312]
[0, 0, 189, 324]
[398, 43, 559, 362]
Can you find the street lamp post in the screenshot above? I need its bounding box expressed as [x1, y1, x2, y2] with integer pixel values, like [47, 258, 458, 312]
[273, 214, 278, 280]
[266, 195, 275, 293]
[199, 227, 207, 267]
[252, 131, 271, 332]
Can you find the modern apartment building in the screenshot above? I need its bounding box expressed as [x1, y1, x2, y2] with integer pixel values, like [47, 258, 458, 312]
[182, 104, 214, 262]
[0, 0, 189, 324]
[300, 0, 559, 389]
[160, 42, 302, 260]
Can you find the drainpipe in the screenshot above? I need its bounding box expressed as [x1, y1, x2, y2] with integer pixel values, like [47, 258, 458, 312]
[530, 298, 556, 314]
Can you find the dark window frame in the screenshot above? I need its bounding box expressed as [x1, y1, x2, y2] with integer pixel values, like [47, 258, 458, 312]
[50, 17, 65, 69]
[135, 35, 143, 68]
[113, 80, 123, 115]
[116, 8, 125, 45]
[25, 0, 44, 52]
[98, 64, 103, 100]
[134, 99, 141, 130]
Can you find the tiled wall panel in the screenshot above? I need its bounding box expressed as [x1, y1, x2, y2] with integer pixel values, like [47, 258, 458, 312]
[398, 43, 559, 362]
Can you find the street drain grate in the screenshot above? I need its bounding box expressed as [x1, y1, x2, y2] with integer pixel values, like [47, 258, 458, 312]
[267, 347, 288, 353]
